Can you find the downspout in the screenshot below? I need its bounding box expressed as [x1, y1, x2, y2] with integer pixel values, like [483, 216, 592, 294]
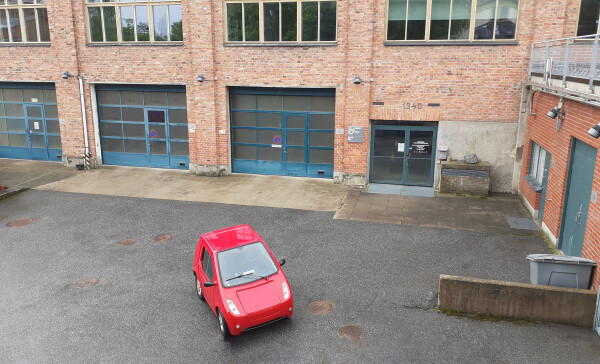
[79, 76, 90, 168]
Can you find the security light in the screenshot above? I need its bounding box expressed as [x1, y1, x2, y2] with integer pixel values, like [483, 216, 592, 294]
[547, 107, 561, 119]
[197, 74, 205, 82]
[589, 123, 600, 138]
[354, 75, 361, 84]
[62, 71, 72, 79]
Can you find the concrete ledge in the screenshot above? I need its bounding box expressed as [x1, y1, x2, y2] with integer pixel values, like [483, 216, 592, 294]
[438, 275, 597, 327]
[0, 187, 29, 201]
[333, 172, 367, 187]
[189, 164, 230, 177]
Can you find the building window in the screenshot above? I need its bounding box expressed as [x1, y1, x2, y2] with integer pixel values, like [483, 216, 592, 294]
[86, 0, 182, 43]
[577, 0, 600, 36]
[0, 0, 50, 44]
[225, 1, 336, 43]
[529, 142, 547, 185]
[387, 0, 519, 42]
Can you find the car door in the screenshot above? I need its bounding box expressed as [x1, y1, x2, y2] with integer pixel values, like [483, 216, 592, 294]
[200, 246, 217, 312]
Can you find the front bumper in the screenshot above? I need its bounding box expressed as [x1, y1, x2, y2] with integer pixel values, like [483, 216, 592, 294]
[226, 299, 293, 336]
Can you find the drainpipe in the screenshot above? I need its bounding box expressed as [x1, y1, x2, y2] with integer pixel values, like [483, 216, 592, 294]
[78, 76, 90, 169]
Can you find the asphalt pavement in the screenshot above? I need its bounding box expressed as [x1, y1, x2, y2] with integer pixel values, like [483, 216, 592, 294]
[1, 190, 598, 363]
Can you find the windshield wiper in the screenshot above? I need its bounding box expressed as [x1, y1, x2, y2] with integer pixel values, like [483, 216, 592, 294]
[225, 270, 269, 282]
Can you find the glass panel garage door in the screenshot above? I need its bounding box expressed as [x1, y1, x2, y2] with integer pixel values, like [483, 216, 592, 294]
[97, 86, 189, 169]
[0, 85, 61, 161]
[230, 88, 335, 178]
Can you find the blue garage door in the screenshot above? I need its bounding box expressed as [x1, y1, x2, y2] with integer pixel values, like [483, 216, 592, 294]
[0, 84, 62, 161]
[230, 88, 335, 178]
[97, 85, 189, 169]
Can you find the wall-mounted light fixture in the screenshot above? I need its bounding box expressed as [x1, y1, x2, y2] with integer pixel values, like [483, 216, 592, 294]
[354, 75, 361, 84]
[589, 122, 600, 138]
[62, 71, 73, 79]
[197, 74, 205, 82]
[547, 97, 565, 131]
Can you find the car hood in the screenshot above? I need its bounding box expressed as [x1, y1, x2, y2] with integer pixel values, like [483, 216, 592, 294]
[236, 281, 281, 313]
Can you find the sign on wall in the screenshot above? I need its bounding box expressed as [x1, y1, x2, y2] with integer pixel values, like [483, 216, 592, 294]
[348, 126, 364, 143]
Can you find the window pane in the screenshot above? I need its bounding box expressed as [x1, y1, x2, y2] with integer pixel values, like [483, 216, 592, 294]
[169, 5, 183, 41]
[43, 89, 57, 103]
[26, 106, 42, 118]
[45, 105, 58, 119]
[88, 7, 103, 42]
[257, 95, 282, 110]
[257, 113, 282, 128]
[167, 92, 186, 107]
[28, 118, 43, 133]
[148, 125, 166, 138]
[320, 1, 336, 41]
[530, 143, 539, 176]
[153, 5, 168, 41]
[47, 135, 61, 149]
[0, 105, 3, 116]
[258, 129, 280, 144]
[8, 9, 21, 42]
[103, 7, 117, 41]
[135, 6, 149, 41]
[23, 89, 43, 103]
[227, 3, 243, 41]
[309, 114, 334, 129]
[233, 128, 257, 143]
[495, 0, 518, 39]
[37, 8, 50, 42]
[578, 0, 600, 36]
[99, 107, 121, 121]
[536, 148, 546, 184]
[170, 141, 189, 156]
[123, 123, 145, 138]
[9, 134, 27, 147]
[5, 104, 24, 117]
[102, 137, 124, 152]
[310, 96, 334, 112]
[169, 125, 188, 140]
[120, 6, 135, 42]
[450, 0, 472, 40]
[245, 3, 259, 41]
[407, 0, 426, 40]
[101, 122, 123, 136]
[430, 0, 451, 40]
[30, 134, 45, 148]
[287, 131, 304, 146]
[122, 107, 144, 122]
[144, 91, 167, 106]
[287, 148, 305, 162]
[286, 115, 305, 128]
[309, 131, 333, 147]
[0, 133, 8, 146]
[388, 0, 407, 40]
[7, 119, 26, 132]
[301, 2, 318, 41]
[231, 111, 256, 126]
[124, 139, 146, 153]
[147, 110, 165, 123]
[231, 94, 256, 110]
[233, 144, 257, 159]
[168, 109, 187, 123]
[46, 119, 60, 134]
[3, 89, 22, 102]
[24, 9, 38, 42]
[121, 91, 142, 105]
[309, 148, 333, 164]
[284, 96, 308, 111]
[264, 2, 279, 41]
[281, 2, 297, 41]
[0, 10, 9, 42]
[99, 90, 120, 105]
[150, 140, 167, 154]
[474, 0, 496, 39]
[258, 146, 282, 161]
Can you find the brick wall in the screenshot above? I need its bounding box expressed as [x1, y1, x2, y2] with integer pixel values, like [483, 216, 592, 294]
[520, 91, 600, 289]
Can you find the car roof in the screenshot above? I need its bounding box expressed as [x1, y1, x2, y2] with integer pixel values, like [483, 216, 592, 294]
[201, 224, 263, 252]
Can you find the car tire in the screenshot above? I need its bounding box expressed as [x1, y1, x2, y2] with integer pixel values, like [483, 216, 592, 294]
[217, 309, 231, 339]
[195, 276, 205, 301]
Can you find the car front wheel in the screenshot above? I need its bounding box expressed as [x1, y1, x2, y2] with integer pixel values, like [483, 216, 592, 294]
[195, 276, 204, 301]
[218, 309, 231, 338]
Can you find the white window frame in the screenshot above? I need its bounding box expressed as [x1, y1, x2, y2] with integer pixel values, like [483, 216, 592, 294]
[385, 0, 521, 42]
[0, 0, 49, 44]
[529, 142, 547, 185]
[224, 0, 337, 44]
[85, 0, 183, 44]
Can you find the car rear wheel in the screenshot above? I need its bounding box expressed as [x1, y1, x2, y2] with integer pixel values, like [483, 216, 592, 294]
[217, 309, 231, 338]
[195, 276, 204, 301]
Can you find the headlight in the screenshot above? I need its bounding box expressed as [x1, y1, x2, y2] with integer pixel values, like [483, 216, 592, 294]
[227, 299, 240, 315]
[282, 282, 290, 300]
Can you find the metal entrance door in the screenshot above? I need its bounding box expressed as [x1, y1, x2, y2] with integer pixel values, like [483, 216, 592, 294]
[559, 139, 597, 256]
[538, 151, 551, 222]
[370, 125, 437, 186]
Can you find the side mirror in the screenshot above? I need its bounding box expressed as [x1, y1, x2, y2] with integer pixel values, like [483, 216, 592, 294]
[278, 258, 286, 266]
[203, 281, 215, 287]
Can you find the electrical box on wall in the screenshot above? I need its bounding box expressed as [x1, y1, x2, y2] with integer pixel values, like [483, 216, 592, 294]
[437, 146, 448, 160]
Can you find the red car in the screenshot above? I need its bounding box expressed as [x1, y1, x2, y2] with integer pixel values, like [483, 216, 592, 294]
[193, 225, 293, 338]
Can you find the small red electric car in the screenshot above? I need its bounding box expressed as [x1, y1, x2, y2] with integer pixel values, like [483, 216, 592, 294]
[193, 225, 293, 338]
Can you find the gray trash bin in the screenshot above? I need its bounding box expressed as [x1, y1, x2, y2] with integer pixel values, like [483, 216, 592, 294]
[526, 254, 597, 289]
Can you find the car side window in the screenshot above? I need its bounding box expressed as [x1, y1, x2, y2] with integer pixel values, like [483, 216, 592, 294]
[201, 248, 214, 281]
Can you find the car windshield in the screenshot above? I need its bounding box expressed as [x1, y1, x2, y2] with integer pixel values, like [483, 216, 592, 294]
[217, 242, 278, 287]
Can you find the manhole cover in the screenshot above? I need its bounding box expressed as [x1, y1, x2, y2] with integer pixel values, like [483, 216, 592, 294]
[74, 277, 100, 288]
[6, 218, 34, 227]
[309, 300, 335, 314]
[118, 238, 136, 246]
[338, 325, 362, 344]
[155, 234, 173, 242]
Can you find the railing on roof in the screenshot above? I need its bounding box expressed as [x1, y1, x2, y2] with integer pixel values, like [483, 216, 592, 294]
[530, 34, 600, 90]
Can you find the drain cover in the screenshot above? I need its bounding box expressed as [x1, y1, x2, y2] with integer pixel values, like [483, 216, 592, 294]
[118, 238, 136, 246]
[155, 234, 173, 242]
[338, 325, 362, 344]
[309, 300, 335, 314]
[6, 218, 34, 227]
[74, 278, 99, 288]
[507, 217, 539, 230]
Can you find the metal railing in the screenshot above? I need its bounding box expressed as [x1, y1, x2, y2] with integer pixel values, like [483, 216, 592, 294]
[530, 34, 600, 90]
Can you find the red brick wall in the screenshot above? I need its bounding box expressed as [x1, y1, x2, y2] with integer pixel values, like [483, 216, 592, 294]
[520, 91, 600, 289]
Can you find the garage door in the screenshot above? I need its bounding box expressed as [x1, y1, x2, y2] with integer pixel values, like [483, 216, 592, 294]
[230, 88, 335, 178]
[0, 84, 61, 161]
[97, 86, 189, 169]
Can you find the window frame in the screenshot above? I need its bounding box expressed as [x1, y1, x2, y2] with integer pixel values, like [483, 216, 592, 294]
[84, 0, 183, 44]
[223, 0, 338, 44]
[528, 141, 547, 186]
[0, 0, 50, 44]
[385, 0, 521, 43]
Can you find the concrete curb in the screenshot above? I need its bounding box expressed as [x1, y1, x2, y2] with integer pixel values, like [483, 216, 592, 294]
[0, 187, 29, 201]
